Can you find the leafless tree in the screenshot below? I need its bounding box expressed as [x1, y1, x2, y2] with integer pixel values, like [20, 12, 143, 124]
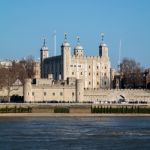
[19, 56, 35, 84]
[0, 61, 19, 101]
[120, 58, 144, 88]
[0, 56, 36, 102]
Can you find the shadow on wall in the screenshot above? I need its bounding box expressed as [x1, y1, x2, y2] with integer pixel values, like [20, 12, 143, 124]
[101, 76, 109, 89]
[147, 82, 150, 89]
[10, 95, 24, 103]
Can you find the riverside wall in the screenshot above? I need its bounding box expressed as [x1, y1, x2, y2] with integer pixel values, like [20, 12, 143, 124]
[0, 103, 150, 114]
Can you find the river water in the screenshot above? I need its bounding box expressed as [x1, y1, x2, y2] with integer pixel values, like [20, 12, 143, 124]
[0, 116, 150, 150]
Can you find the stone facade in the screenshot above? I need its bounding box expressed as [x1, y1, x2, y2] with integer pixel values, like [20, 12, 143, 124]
[40, 34, 111, 89]
[24, 77, 150, 103]
[33, 61, 40, 79]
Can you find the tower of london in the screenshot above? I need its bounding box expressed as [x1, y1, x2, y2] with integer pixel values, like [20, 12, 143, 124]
[40, 34, 111, 89]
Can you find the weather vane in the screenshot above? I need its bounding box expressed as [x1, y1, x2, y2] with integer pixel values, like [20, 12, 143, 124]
[77, 36, 80, 44]
[100, 32, 104, 41]
[64, 33, 67, 41]
[42, 36, 46, 47]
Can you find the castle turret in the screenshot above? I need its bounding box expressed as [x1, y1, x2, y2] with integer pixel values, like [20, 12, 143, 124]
[24, 79, 32, 102]
[40, 39, 49, 78]
[61, 33, 71, 80]
[76, 79, 84, 102]
[99, 33, 108, 58]
[74, 36, 84, 57]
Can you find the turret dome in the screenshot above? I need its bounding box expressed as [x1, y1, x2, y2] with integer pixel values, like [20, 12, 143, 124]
[62, 41, 70, 47]
[99, 33, 107, 47]
[74, 45, 83, 50]
[100, 42, 107, 47]
[41, 39, 48, 51]
[62, 33, 70, 47]
[74, 36, 84, 57]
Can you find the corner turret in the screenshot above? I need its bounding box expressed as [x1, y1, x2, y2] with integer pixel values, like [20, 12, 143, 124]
[40, 38, 49, 78]
[74, 36, 84, 57]
[61, 33, 71, 80]
[99, 33, 108, 58]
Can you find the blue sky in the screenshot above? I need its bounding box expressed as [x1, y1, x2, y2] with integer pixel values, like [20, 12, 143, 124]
[0, 0, 150, 68]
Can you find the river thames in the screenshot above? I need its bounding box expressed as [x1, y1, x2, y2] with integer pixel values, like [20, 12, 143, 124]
[0, 116, 150, 150]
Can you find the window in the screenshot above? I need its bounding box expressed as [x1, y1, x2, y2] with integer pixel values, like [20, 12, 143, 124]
[89, 81, 91, 85]
[72, 72, 74, 75]
[81, 72, 83, 75]
[97, 66, 99, 69]
[97, 73, 99, 76]
[105, 66, 107, 69]
[104, 81, 106, 85]
[52, 92, 55, 96]
[44, 92, 46, 96]
[89, 65, 91, 69]
[72, 92, 74, 96]
[32, 92, 34, 96]
[89, 72, 91, 76]
[60, 92, 63, 96]
[104, 73, 106, 76]
[97, 82, 99, 85]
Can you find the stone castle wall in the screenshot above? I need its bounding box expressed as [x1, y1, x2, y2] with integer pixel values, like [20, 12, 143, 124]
[23, 78, 150, 103]
[84, 89, 150, 102]
[0, 86, 23, 97]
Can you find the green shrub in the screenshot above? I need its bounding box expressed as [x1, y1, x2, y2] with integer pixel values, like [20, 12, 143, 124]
[0, 106, 32, 113]
[91, 105, 150, 114]
[54, 107, 69, 113]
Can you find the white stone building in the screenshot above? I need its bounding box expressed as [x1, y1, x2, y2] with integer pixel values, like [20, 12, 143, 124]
[41, 34, 111, 89]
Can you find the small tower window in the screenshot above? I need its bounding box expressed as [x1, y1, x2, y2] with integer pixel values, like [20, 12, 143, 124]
[97, 82, 99, 85]
[89, 65, 91, 69]
[104, 81, 106, 85]
[81, 72, 83, 75]
[60, 92, 63, 96]
[72, 92, 74, 96]
[32, 92, 34, 96]
[89, 72, 91, 76]
[52, 92, 55, 96]
[97, 66, 99, 69]
[44, 92, 46, 96]
[72, 72, 74, 75]
[89, 81, 91, 85]
[97, 73, 99, 76]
